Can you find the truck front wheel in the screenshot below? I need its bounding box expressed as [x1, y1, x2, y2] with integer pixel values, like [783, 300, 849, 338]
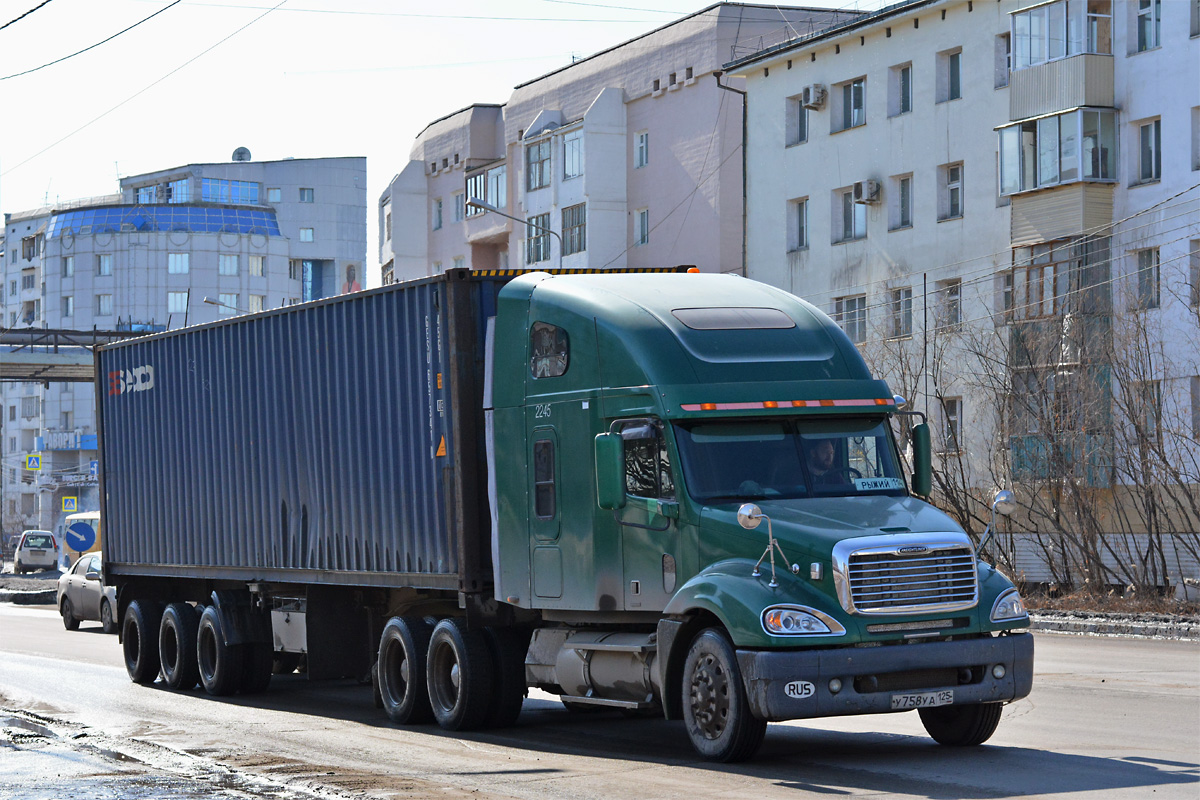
[426, 618, 492, 731]
[919, 702, 1003, 746]
[378, 616, 434, 724]
[681, 628, 767, 762]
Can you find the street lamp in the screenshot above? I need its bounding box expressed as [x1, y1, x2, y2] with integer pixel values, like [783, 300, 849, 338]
[466, 198, 561, 269]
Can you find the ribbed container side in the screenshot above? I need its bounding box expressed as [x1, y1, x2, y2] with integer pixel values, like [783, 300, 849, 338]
[97, 276, 498, 587]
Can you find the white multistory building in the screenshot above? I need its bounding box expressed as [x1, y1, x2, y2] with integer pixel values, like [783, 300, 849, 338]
[730, 0, 1200, 584]
[378, 3, 856, 282]
[2, 154, 367, 543]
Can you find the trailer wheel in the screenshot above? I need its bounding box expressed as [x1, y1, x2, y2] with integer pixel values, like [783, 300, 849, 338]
[100, 599, 118, 634]
[919, 702, 1003, 746]
[159, 603, 200, 690]
[378, 616, 434, 724]
[483, 627, 527, 729]
[60, 596, 80, 631]
[197, 605, 244, 696]
[123, 599, 164, 684]
[681, 628, 767, 762]
[426, 618, 493, 731]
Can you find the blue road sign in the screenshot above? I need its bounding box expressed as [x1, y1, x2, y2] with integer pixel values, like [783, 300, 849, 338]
[65, 521, 97, 553]
[25, 455, 40, 470]
[89, 460, 99, 477]
[62, 497, 78, 512]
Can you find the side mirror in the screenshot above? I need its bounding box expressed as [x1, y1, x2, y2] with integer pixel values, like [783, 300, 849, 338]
[737, 503, 762, 529]
[85, 572, 101, 582]
[993, 489, 1017, 516]
[910, 422, 932, 497]
[594, 432, 626, 510]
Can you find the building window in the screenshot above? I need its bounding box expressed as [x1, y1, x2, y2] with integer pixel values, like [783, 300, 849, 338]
[167, 177, 191, 204]
[487, 165, 507, 209]
[288, 260, 299, 280]
[1012, 0, 1112, 69]
[1138, 118, 1161, 183]
[526, 139, 552, 190]
[384, 211, 392, 241]
[634, 131, 649, 168]
[526, 213, 551, 264]
[433, 199, 443, 230]
[889, 63, 912, 117]
[938, 48, 962, 103]
[1192, 377, 1200, 439]
[635, 209, 650, 246]
[786, 96, 809, 145]
[939, 163, 963, 220]
[1001, 270, 1016, 322]
[299, 188, 314, 203]
[941, 397, 962, 452]
[833, 295, 867, 344]
[938, 279, 962, 327]
[136, 185, 157, 204]
[563, 130, 583, 179]
[834, 77, 866, 132]
[97, 254, 113, 276]
[998, 109, 1116, 195]
[453, 193, 465, 223]
[201, 178, 258, 205]
[218, 293, 238, 316]
[267, 188, 281, 203]
[248, 294, 265, 313]
[62, 256, 74, 277]
[837, 188, 867, 242]
[788, 197, 808, 251]
[452, 256, 465, 270]
[562, 203, 586, 256]
[95, 294, 113, 316]
[249, 255, 264, 277]
[890, 175, 912, 230]
[218, 254, 238, 276]
[167, 253, 189, 274]
[1015, 242, 1071, 319]
[1135, 248, 1160, 309]
[995, 33, 1011, 88]
[465, 173, 486, 216]
[8, 280, 14, 297]
[299, 228, 314, 243]
[62, 296, 74, 318]
[21, 274, 35, 290]
[1190, 240, 1200, 307]
[1137, 0, 1161, 51]
[890, 287, 913, 338]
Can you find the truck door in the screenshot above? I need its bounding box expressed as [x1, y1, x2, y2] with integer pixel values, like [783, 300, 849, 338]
[615, 422, 680, 611]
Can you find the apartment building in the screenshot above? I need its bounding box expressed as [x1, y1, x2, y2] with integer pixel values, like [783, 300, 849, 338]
[2, 155, 367, 540]
[730, 0, 1200, 584]
[379, 3, 855, 283]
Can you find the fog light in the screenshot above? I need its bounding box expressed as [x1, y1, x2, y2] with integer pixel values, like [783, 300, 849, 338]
[992, 664, 1006, 679]
[828, 678, 842, 694]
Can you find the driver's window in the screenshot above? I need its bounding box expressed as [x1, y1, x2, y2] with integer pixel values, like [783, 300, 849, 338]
[88, 555, 101, 574]
[623, 426, 675, 499]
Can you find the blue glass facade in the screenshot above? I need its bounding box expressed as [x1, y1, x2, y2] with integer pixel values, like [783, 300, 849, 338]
[48, 206, 282, 238]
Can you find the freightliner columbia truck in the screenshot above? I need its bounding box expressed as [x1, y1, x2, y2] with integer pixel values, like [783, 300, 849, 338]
[97, 268, 1032, 762]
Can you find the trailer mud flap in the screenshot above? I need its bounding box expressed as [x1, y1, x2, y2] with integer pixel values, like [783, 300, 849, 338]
[305, 585, 371, 680]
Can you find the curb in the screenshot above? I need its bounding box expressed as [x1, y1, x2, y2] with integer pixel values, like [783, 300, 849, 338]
[1029, 613, 1199, 640]
[0, 589, 57, 605]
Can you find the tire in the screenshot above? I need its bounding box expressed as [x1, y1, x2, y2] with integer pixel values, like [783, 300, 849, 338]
[197, 605, 244, 696]
[426, 618, 493, 731]
[378, 616, 434, 725]
[681, 628, 767, 763]
[159, 603, 201, 691]
[919, 702, 1003, 746]
[60, 596, 80, 631]
[483, 627, 527, 729]
[239, 641, 274, 694]
[123, 599, 164, 684]
[272, 652, 302, 675]
[100, 599, 118, 634]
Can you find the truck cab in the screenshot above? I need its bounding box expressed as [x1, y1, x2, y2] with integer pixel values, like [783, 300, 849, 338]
[490, 271, 1032, 761]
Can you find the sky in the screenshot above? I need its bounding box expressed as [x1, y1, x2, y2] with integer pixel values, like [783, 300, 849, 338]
[0, 0, 877, 286]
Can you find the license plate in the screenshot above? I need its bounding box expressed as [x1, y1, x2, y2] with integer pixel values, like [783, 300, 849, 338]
[891, 690, 953, 710]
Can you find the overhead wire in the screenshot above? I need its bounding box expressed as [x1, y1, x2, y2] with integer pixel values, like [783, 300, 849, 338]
[0, 0, 54, 32]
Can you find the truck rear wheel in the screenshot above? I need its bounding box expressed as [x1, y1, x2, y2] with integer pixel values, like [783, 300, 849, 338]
[682, 628, 767, 762]
[378, 616, 434, 724]
[426, 618, 492, 731]
[197, 605, 243, 696]
[483, 627, 527, 729]
[919, 702, 1003, 746]
[159, 603, 200, 690]
[123, 599, 164, 684]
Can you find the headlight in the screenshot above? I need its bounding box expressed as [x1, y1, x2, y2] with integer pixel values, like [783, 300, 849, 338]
[990, 588, 1028, 622]
[762, 605, 846, 636]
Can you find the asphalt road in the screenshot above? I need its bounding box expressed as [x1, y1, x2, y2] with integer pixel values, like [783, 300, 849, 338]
[1, 603, 1197, 800]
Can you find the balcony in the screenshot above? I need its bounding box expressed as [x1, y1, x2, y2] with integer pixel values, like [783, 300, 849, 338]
[1010, 54, 1113, 120]
[1011, 183, 1114, 247]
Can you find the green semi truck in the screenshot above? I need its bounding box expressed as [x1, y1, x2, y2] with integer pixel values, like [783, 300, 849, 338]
[100, 268, 1032, 763]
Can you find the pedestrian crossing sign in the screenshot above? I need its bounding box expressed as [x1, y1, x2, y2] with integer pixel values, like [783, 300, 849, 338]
[63, 497, 77, 512]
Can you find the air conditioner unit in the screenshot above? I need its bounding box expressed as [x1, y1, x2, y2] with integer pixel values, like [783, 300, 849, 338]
[802, 84, 827, 109]
[853, 179, 881, 204]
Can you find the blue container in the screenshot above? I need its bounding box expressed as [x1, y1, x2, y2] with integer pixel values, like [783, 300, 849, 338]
[96, 271, 506, 592]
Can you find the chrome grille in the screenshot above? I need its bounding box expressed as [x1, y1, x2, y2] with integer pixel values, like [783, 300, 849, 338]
[847, 547, 977, 614]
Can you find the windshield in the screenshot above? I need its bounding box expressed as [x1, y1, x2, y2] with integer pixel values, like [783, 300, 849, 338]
[673, 417, 906, 502]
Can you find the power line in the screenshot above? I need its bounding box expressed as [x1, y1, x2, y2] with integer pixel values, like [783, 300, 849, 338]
[2, 0, 183, 81]
[0, 0, 288, 179]
[0, 0, 54, 32]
